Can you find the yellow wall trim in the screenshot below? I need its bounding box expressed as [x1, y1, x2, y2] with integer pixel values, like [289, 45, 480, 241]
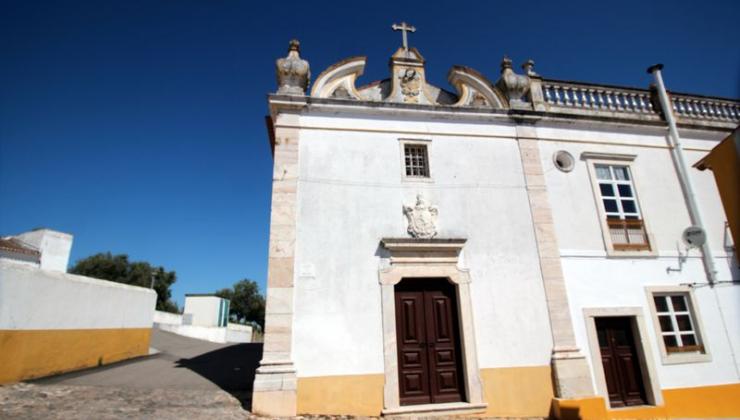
[0, 328, 151, 384]
[297, 366, 555, 417]
[298, 370, 740, 419]
[480, 366, 554, 417]
[552, 382, 740, 420]
[663, 383, 740, 418]
[297, 373, 384, 416]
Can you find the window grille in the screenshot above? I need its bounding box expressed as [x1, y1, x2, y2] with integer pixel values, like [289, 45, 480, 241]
[653, 294, 704, 353]
[404, 144, 429, 177]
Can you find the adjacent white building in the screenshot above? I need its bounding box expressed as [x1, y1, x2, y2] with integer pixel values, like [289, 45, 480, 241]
[153, 294, 253, 344]
[252, 32, 740, 419]
[183, 294, 230, 327]
[1, 228, 73, 272]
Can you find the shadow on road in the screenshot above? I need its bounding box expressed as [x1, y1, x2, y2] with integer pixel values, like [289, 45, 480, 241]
[175, 342, 263, 410]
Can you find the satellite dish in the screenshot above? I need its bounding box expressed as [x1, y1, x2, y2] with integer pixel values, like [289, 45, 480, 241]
[682, 226, 706, 249]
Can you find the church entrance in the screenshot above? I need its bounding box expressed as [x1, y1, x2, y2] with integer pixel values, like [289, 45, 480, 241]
[595, 317, 648, 407]
[394, 278, 465, 406]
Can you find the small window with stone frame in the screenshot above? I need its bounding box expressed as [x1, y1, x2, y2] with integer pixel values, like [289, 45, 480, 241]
[404, 143, 430, 178]
[646, 286, 711, 364]
[653, 293, 704, 354]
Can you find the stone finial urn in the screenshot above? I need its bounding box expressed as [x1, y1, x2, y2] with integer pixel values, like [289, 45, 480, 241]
[496, 56, 531, 109]
[276, 39, 310, 95]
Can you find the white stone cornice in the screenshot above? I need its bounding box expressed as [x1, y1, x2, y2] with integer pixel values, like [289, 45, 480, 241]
[380, 238, 466, 266]
[580, 151, 637, 161]
[267, 94, 738, 132]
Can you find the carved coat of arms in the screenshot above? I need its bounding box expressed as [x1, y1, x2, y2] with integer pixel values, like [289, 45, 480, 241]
[399, 68, 421, 103]
[403, 194, 438, 239]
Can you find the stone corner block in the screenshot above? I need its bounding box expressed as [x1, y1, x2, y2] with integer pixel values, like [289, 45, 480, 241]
[251, 389, 297, 417]
[551, 356, 595, 399]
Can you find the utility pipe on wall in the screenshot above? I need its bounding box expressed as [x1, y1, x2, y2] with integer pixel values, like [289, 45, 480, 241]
[648, 64, 718, 285]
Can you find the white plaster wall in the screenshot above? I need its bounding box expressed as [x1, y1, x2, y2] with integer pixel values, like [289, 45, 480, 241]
[183, 296, 222, 327]
[154, 322, 252, 343]
[292, 113, 554, 378]
[153, 310, 182, 326]
[0, 251, 39, 268]
[562, 257, 740, 389]
[537, 121, 740, 389]
[156, 323, 227, 342]
[226, 323, 253, 343]
[15, 229, 73, 273]
[536, 123, 728, 254]
[0, 260, 156, 330]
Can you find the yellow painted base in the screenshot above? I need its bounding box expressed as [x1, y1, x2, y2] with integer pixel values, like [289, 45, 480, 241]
[297, 373, 384, 416]
[296, 366, 554, 417]
[0, 328, 152, 384]
[552, 396, 608, 420]
[480, 366, 554, 417]
[663, 383, 740, 418]
[552, 383, 740, 420]
[297, 368, 740, 419]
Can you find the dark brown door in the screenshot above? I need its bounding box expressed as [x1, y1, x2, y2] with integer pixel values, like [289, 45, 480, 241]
[596, 317, 648, 407]
[395, 278, 465, 406]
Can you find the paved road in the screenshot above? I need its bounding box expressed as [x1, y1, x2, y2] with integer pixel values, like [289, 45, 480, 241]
[0, 329, 263, 419]
[41, 329, 262, 391]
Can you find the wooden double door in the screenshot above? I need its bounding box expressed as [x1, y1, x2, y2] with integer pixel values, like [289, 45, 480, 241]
[596, 317, 648, 407]
[395, 278, 465, 406]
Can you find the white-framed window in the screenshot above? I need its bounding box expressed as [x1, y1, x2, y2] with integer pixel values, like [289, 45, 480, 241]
[646, 286, 711, 364]
[583, 153, 654, 256]
[399, 139, 433, 182]
[595, 164, 641, 219]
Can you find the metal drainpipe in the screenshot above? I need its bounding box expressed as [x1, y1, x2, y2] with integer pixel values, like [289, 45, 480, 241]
[647, 64, 718, 285]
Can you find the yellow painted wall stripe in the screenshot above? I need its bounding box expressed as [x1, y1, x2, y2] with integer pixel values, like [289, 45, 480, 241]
[553, 382, 740, 419]
[480, 366, 554, 417]
[296, 366, 554, 417]
[0, 328, 152, 384]
[663, 383, 740, 418]
[297, 373, 384, 416]
[297, 368, 740, 418]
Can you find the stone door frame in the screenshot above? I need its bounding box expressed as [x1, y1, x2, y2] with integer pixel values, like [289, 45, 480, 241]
[378, 238, 486, 415]
[583, 307, 663, 409]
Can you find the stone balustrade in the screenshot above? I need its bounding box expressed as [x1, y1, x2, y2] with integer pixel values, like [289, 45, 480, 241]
[543, 82, 655, 114]
[541, 80, 740, 125]
[671, 93, 740, 121]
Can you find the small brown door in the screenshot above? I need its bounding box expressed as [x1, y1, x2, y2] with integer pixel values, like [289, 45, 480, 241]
[395, 278, 465, 406]
[596, 317, 648, 407]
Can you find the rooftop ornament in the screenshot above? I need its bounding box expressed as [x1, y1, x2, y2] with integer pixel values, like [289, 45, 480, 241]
[276, 39, 310, 95]
[392, 21, 416, 58]
[496, 56, 532, 109]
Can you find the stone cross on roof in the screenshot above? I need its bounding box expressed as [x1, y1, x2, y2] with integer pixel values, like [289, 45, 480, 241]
[392, 22, 416, 54]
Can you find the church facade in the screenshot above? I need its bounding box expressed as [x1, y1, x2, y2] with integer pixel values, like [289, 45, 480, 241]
[252, 31, 740, 419]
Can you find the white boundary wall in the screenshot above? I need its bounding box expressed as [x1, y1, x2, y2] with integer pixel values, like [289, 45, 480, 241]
[153, 310, 252, 343]
[1, 260, 156, 330]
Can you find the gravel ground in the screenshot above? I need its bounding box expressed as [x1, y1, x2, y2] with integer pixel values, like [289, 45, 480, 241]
[0, 382, 547, 420]
[0, 382, 249, 420]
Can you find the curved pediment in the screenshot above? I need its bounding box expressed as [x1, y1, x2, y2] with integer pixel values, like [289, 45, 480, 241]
[447, 66, 506, 108]
[309, 51, 512, 109]
[310, 56, 367, 99]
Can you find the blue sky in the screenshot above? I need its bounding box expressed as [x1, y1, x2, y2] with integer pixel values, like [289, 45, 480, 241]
[1, 0, 738, 306]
